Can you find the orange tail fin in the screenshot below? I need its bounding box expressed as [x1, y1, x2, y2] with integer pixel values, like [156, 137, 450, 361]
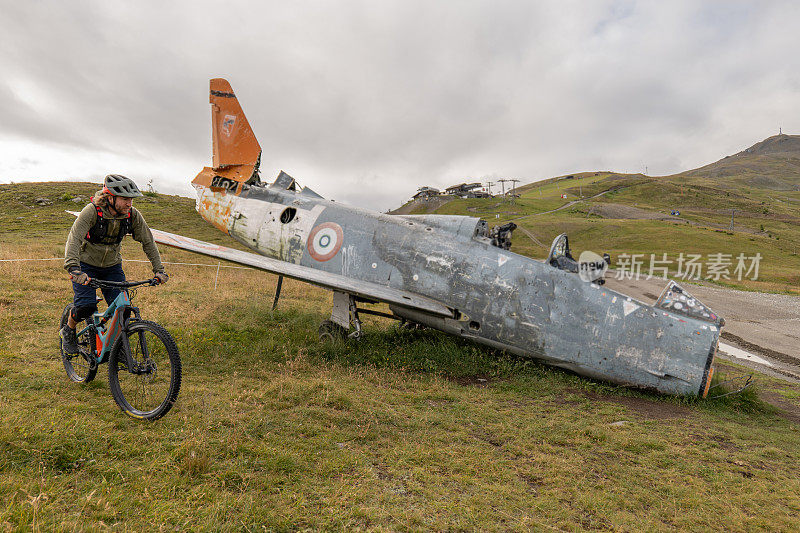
[192, 78, 262, 195]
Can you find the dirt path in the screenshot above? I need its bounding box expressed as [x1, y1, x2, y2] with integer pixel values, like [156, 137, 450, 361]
[587, 202, 681, 221]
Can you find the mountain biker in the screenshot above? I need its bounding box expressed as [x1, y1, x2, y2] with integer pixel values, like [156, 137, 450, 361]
[60, 175, 168, 354]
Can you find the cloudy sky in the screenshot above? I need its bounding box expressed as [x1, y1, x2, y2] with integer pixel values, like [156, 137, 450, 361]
[1, 1, 798, 210]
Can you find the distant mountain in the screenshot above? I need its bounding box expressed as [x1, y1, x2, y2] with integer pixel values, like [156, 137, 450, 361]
[675, 134, 800, 191]
[737, 134, 800, 156]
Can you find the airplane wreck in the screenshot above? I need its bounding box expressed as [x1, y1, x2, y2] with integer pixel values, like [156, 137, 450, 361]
[153, 78, 723, 397]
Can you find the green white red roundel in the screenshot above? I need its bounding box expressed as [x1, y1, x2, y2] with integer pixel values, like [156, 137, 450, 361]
[307, 222, 344, 261]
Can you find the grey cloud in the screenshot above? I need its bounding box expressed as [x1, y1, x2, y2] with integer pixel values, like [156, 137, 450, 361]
[0, 1, 799, 210]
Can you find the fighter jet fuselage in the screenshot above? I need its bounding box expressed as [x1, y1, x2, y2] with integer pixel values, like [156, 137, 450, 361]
[191, 169, 718, 396]
[153, 78, 722, 397]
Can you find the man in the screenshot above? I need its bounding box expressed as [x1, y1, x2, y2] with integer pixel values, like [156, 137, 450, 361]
[60, 174, 169, 354]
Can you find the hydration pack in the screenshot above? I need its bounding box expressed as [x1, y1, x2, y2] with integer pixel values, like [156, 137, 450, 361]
[85, 202, 132, 245]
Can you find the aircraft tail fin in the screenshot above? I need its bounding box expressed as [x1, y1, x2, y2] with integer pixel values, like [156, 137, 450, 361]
[192, 78, 262, 195]
[209, 78, 261, 169]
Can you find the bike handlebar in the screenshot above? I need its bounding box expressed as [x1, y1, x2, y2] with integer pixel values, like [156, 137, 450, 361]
[88, 278, 161, 289]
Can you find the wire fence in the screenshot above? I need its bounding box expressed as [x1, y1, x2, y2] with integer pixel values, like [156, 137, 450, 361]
[0, 257, 249, 269]
[0, 257, 255, 291]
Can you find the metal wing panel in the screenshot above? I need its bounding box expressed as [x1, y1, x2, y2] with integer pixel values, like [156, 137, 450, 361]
[151, 229, 452, 317]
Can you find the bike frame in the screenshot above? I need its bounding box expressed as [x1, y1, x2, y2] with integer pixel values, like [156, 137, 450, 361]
[75, 285, 143, 366]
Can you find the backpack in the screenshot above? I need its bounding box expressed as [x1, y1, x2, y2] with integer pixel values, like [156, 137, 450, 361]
[85, 202, 132, 245]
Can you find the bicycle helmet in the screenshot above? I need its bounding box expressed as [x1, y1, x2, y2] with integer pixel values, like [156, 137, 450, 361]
[104, 174, 143, 197]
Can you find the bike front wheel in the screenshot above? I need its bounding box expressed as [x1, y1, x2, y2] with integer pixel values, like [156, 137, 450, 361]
[108, 320, 181, 421]
[60, 304, 97, 383]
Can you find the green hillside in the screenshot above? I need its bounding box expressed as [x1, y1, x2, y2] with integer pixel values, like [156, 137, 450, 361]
[401, 135, 800, 294]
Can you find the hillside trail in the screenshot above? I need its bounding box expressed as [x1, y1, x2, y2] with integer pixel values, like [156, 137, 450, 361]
[515, 226, 548, 249]
[507, 189, 613, 222]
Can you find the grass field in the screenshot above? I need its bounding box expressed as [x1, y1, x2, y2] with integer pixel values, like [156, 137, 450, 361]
[2, 182, 800, 530]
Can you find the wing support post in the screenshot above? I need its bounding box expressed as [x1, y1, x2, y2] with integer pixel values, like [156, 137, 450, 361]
[272, 275, 283, 311]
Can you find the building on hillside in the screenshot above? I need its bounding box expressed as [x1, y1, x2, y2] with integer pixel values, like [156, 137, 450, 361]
[412, 186, 440, 200]
[444, 182, 491, 198]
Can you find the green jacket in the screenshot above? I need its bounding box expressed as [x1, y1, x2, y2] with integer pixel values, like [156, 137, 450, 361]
[64, 202, 164, 274]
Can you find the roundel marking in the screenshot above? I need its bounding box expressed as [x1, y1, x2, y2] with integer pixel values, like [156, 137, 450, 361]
[307, 222, 344, 262]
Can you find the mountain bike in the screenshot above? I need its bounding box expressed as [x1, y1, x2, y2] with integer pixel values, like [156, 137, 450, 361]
[59, 278, 182, 420]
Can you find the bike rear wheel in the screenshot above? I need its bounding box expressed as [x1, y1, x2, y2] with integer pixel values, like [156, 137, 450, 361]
[60, 304, 97, 383]
[108, 320, 181, 420]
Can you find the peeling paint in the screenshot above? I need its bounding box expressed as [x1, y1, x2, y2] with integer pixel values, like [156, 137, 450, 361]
[623, 300, 639, 317]
[424, 255, 454, 270]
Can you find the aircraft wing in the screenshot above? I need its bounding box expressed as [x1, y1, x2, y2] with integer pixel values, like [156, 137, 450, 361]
[151, 229, 453, 317]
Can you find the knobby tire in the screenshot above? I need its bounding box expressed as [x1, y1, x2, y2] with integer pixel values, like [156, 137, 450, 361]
[60, 304, 97, 383]
[108, 320, 181, 421]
